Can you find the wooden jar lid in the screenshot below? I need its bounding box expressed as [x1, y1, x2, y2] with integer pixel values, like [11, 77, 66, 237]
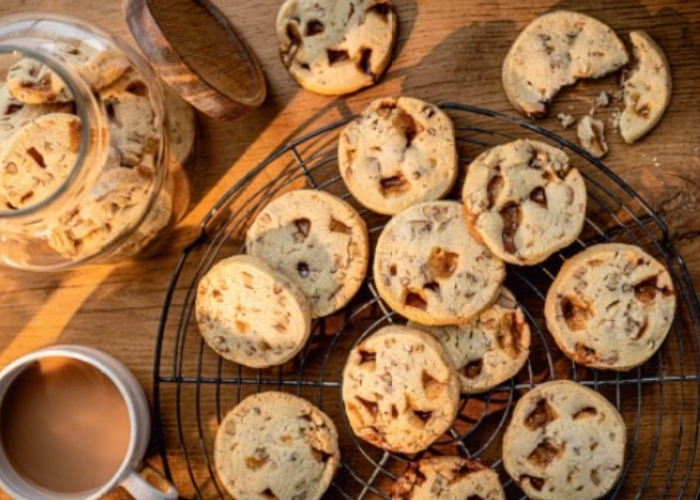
[124, 0, 267, 119]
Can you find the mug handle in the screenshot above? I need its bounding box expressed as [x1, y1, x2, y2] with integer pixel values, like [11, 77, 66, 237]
[121, 466, 179, 500]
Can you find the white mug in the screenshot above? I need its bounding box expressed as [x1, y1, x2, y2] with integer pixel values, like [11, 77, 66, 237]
[0, 345, 178, 500]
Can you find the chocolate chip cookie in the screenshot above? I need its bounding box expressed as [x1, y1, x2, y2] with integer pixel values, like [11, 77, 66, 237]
[408, 288, 531, 393]
[503, 380, 626, 500]
[502, 10, 628, 117]
[545, 243, 676, 371]
[215, 391, 340, 500]
[338, 96, 458, 215]
[463, 139, 587, 266]
[276, 0, 397, 95]
[246, 189, 369, 318]
[196, 255, 312, 369]
[342, 325, 460, 454]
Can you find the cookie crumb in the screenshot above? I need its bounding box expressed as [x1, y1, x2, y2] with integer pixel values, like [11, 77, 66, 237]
[595, 91, 610, 108]
[652, 156, 661, 168]
[577, 116, 608, 159]
[610, 108, 622, 130]
[557, 113, 576, 129]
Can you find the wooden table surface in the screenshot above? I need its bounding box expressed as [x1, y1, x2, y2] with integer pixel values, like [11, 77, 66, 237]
[1, 0, 700, 499]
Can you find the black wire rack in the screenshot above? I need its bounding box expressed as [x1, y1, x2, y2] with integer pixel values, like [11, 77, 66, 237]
[153, 103, 700, 500]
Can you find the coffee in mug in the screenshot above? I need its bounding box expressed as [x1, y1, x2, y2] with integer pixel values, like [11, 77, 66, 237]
[0, 357, 131, 494]
[0, 345, 177, 500]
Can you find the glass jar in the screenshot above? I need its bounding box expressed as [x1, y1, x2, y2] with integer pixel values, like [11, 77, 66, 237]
[0, 13, 193, 270]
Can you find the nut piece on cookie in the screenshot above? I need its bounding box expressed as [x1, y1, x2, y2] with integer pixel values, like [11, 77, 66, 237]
[215, 392, 340, 500]
[408, 288, 531, 393]
[503, 380, 627, 500]
[502, 10, 628, 117]
[463, 139, 587, 266]
[577, 115, 608, 158]
[545, 243, 676, 371]
[374, 201, 505, 325]
[619, 30, 672, 144]
[338, 96, 458, 215]
[246, 189, 369, 318]
[196, 255, 312, 369]
[276, 0, 397, 95]
[342, 325, 460, 454]
[391, 457, 506, 500]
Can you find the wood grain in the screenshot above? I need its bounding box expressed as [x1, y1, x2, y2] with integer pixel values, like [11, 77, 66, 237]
[0, 0, 700, 499]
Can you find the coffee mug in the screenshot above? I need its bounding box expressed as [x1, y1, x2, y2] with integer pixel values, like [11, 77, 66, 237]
[0, 345, 178, 500]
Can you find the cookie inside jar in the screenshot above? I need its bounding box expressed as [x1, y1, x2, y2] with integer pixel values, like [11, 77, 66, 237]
[0, 15, 194, 270]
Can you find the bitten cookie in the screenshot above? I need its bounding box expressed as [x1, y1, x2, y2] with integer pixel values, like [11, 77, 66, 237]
[375, 201, 505, 325]
[276, 0, 397, 95]
[338, 96, 458, 215]
[391, 457, 506, 500]
[502, 10, 628, 117]
[503, 380, 626, 500]
[7, 41, 129, 104]
[342, 325, 460, 454]
[246, 189, 369, 318]
[215, 392, 340, 500]
[463, 139, 587, 266]
[196, 255, 312, 369]
[619, 30, 672, 144]
[545, 243, 676, 371]
[0, 113, 81, 210]
[408, 288, 531, 393]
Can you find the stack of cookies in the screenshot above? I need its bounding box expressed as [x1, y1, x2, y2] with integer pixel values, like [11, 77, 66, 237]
[0, 41, 192, 260]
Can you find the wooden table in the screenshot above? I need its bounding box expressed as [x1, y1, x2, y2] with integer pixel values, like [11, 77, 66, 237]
[1, 0, 700, 498]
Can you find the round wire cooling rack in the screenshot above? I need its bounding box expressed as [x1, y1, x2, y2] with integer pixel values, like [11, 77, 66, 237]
[153, 102, 700, 500]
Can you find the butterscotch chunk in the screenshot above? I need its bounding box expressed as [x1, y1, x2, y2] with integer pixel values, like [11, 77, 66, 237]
[503, 380, 626, 500]
[196, 255, 312, 368]
[545, 243, 676, 370]
[342, 325, 460, 453]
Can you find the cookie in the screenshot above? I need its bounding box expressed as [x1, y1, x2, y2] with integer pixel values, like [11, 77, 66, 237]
[375, 201, 504, 325]
[502, 380, 626, 500]
[47, 167, 153, 258]
[163, 83, 196, 167]
[215, 392, 340, 500]
[100, 74, 162, 168]
[502, 10, 628, 117]
[0, 84, 73, 145]
[0, 113, 81, 210]
[391, 457, 506, 500]
[276, 0, 397, 95]
[338, 96, 458, 215]
[196, 255, 312, 369]
[576, 116, 608, 159]
[408, 288, 531, 394]
[545, 243, 676, 371]
[7, 41, 130, 104]
[463, 139, 587, 266]
[619, 30, 672, 144]
[246, 189, 369, 318]
[342, 325, 460, 454]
